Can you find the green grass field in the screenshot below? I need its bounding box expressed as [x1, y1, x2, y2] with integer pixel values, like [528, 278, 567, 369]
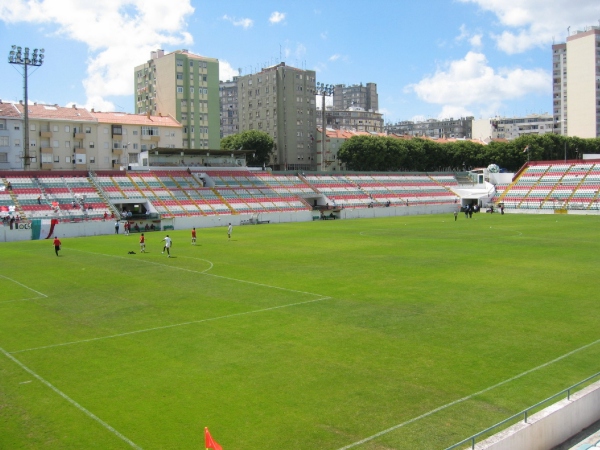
[1, 213, 600, 450]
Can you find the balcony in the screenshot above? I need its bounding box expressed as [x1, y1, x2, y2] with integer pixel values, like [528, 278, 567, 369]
[112, 149, 123, 156]
[74, 132, 85, 140]
[40, 131, 52, 138]
[41, 147, 53, 154]
[41, 162, 53, 170]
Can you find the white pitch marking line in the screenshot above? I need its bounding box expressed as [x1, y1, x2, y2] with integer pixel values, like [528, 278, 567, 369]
[336, 336, 600, 449]
[0, 274, 48, 299]
[0, 346, 142, 449]
[0, 296, 49, 305]
[10, 296, 331, 354]
[71, 248, 325, 297]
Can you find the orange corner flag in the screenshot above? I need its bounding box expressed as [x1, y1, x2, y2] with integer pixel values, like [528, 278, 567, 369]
[205, 427, 223, 450]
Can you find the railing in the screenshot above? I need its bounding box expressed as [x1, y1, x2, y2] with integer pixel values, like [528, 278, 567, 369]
[445, 371, 600, 450]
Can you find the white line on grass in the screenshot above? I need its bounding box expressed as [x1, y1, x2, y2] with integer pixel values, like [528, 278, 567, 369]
[0, 345, 142, 449]
[336, 336, 600, 449]
[0, 274, 48, 301]
[10, 296, 331, 354]
[71, 249, 325, 297]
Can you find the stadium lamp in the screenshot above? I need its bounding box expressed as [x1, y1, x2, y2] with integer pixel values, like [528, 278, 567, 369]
[315, 81, 334, 171]
[8, 45, 45, 170]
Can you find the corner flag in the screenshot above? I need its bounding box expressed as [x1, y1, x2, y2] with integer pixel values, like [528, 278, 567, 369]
[205, 427, 223, 450]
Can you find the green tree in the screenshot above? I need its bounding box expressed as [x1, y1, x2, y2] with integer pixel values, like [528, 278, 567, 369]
[220, 130, 274, 167]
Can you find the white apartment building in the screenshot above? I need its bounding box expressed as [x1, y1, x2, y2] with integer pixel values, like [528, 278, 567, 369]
[472, 114, 555, 142]
[552, 26, 600, 138]
[0, 102, 181, 171]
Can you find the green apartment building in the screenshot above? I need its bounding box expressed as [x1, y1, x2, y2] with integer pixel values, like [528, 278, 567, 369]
[134, 49, 220, 149]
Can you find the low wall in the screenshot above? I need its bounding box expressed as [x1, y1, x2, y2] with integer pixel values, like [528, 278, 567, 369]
[476, 380, 600, 450]
[0, 204, 461, 242]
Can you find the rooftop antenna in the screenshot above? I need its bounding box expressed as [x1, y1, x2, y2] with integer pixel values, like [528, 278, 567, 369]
[567, 26, 570, 37]
[238, 68, 241, 76]
[279, 44, 282, 62]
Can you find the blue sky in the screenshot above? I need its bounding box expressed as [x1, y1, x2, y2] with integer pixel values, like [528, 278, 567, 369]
[1, 0, 599, 124]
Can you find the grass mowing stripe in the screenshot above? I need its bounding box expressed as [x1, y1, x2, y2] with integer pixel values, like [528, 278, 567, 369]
[0, 345, 142, 450]
[337, 335, 600, 450]
[9, 296, 332, 354]
[72, 248, 326, 297]
[0, 274, 48, 299]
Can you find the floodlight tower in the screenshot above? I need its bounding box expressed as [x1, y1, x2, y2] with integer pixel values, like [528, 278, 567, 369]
[8, 45, 45, 170]
[316, 82, 334, 171]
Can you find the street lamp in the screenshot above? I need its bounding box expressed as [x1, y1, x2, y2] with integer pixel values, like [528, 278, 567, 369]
[8, 45, 45, 170]
[315, 82, 334, 171]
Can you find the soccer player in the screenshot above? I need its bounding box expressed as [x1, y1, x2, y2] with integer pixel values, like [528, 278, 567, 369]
[227, 223, 232, 241]
[53, 236, 62, 256]
[162, 234, 172, 257]
[191, 227, 197, 245]
[139, 233, 146, 253]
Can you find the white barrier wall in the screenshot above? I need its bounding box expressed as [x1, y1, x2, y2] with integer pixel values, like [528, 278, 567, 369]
[0, 204, 462, 242]
[475, 380, 600, 450]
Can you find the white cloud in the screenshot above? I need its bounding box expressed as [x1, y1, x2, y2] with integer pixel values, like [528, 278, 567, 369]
[406, 51, 551, 117]
[222, 14, 253, 29]
[329, 54, 341, 61]
[269, 11, 286, 24]
[0, 0, 195, 111]
[459, 0, 600, 53]
[320, 31, 328, 40]
[455, 24, 483, 49]
[295, 44, 307, 59]
[219, 60, 239, 82]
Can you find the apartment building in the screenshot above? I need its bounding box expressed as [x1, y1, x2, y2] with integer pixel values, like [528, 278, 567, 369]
[333, 83, 378, 112]
[316, 106, 384, 132]
[385, 117, 473, 139]
[1, 102, 181, 171]
[219, 77, 239, 139]
[472, 114, 555, 141]
[0, 101, 26, 170]
[237, 63, 317, 171]
[134, 49, 220, 149]
[552, 26, 600, 138]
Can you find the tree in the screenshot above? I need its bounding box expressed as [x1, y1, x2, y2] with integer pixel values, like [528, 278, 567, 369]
[220, 130, 274, 167]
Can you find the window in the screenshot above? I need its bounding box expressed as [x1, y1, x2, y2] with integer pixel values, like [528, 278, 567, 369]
[189, 61, 194, 68]
[103, 127, 108, 134]
[14, 125, 19, 130]
[53, 125, 59, 132]
[176, 59, 183, 67]
[65, 156, 71, 163]
[0, 152, 7, 163]
[90, 157, 95, 164]
[89, 142, 95, 148]
[141, 126, 159, 136]
[133, 143, 138, 150]
[0, 136, 8, 146]
[190, 87, 194, 94]
[64, 125, 69, 132]
[104, 142, 109, 149]
[85, 127, 91, 133]
[54, 155, 60, 162]
[129, 153, 139, 164]
[177, 86, 183, 93]
[30, 124, 36, 131]
[30, 139, 37, 147]
[133, 130, 138, 135]
[41, 153, 53, 164]
[177, 73, 183, 80]
[52, 140, 59, 148]
[65, 141, 71, 148]
[14, 139, 20, 147]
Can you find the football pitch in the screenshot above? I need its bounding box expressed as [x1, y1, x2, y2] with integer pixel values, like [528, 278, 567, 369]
[1, 213, 600, 449]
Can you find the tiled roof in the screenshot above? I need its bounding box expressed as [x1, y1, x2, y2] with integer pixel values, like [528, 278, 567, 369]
[14, 103, 96, 122]
[91, 111, 181, 128]
[0, 101, 22, 118]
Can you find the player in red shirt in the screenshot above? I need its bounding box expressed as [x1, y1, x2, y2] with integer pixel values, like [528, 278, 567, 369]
[139, 233, 146, 253]
[191, 227, 197, 245]
[52, 236, 62, 256]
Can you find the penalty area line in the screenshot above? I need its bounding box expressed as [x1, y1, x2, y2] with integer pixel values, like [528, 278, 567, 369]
[336, 336, 600, 449]
[10, 296, 332, 354]
[0, 274, 48, 300]
[0, 345, 142, 449]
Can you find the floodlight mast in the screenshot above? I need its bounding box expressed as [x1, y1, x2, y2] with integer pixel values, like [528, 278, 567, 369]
[316, 83, 334, 171]
[8, 46, 45, 170]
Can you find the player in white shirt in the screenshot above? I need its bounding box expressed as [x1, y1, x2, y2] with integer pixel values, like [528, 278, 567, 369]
[162, 235, 172, 257]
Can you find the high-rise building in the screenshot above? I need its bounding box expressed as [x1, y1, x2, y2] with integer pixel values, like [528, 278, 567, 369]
[237, 63, 317, 171]
[472, 114, 554, 142]
[333, 83, 378, 112]
[316, 106, 384, 132]
[385, 117, 473, 139]
[219, 77, 239, 139]
[552, 26, 600, 138]
[134, 49, 220, 149]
